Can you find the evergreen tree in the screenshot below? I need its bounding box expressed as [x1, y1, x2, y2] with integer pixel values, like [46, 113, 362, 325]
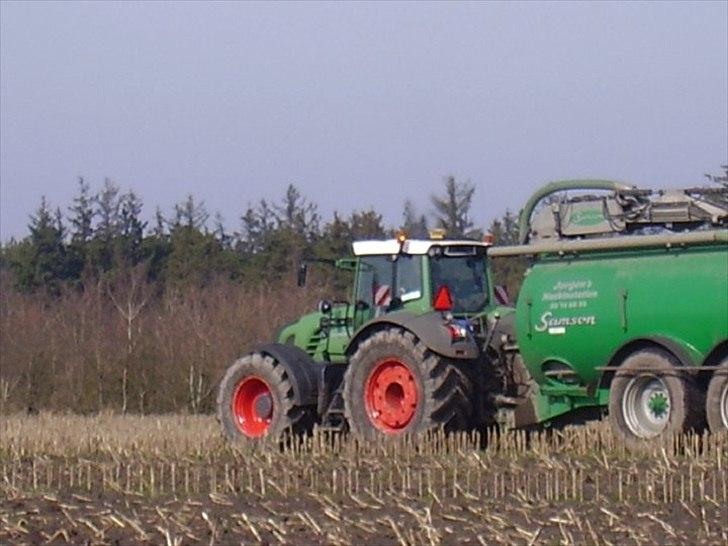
[68, 177, 94, 244]
[164, 226, 223, 287]
[118, 191, 146, 266]
[213, 212, 233, 249]
[10, 197, 68, 292]
[66, 177, 96, 282]
[142, 206, 171, 284]
[349, 209, 386, 240]
[153, 206, 167, 237]
[239, 200, 276, 255]
[430, 176, 476, 238]
[274, 184, 320, 240]
[88, 179, 122, 273]
[95, 179, 121, 239]
[317, 212, 351, 260]
[173, 195, 209, 231]
[489, 209, 519, 245]
[402, 200, 428, 238]
[238, 186, 321, 279]
[164, 196, 238, 286]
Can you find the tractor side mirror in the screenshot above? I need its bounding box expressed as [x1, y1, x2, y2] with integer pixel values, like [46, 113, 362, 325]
[297, 262, 308, 287]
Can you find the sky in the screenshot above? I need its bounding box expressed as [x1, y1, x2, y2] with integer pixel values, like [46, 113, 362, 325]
[1, 1, 726, 240]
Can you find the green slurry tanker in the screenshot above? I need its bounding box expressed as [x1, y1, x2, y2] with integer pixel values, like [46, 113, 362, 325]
[217, 180, 728, 446]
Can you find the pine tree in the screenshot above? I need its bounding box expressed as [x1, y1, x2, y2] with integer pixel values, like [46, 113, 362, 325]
[118, 191, 146, 266]
[402, 200, 428, 238]
[68, 177, 94, 244]
[66, 177, 96, 282]
[173, 195, 209, 231]
[95, 179, 121, 239]
[213, 212, 232, 249]
[153, 206, 167, 237]
[274, 184, 320, 240]
[349, 209, 386, 240]
[239, 200, 276, 255]
[317, 212, 351, 260]
[87, 179, 122, 273]
[430, 176, 476, 238]
[11, 197, 68, 292]
[142, 206, 171, 284]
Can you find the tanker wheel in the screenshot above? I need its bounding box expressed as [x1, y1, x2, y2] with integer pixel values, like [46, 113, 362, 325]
[608, 348, 703, 447]
[706, 358, 728, 433]
[217, 353, 313, 442]
[343, 328, 473, 438]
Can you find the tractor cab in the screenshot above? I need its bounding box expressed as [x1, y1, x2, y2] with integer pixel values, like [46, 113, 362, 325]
[351, 235, 493, 320]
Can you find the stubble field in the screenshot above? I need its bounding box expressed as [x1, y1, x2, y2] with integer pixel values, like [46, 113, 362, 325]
[1, 414, 726, 545]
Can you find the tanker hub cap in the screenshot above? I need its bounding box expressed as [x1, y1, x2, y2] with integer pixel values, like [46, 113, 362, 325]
[232, 376, 274, 438]
[365, 358, 418, 432]
[622, 375, 671, 438]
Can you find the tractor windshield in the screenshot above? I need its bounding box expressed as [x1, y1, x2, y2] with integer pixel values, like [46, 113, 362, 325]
[430, 254, 488, 313]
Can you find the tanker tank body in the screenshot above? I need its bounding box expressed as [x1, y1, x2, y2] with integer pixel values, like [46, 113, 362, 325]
[489, 179, 728, 445]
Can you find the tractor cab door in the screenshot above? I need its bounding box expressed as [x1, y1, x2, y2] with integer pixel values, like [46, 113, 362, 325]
[353, 254, 424, 328]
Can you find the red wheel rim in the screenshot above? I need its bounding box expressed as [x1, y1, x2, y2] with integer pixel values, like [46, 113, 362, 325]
[232, 376, 274, 438]
[364, 358, 419, 433]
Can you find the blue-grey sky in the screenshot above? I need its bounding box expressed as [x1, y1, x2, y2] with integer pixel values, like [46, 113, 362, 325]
[1, 1, 726, 240]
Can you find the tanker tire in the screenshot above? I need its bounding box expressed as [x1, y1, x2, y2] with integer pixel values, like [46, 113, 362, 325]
[217, 353, 314, 443]
[608, 348, 703, 448]
[343, 328, 474, 439]
[706, 358, 728, 433]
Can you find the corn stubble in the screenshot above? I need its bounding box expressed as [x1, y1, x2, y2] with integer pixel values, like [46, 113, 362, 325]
[1, 414, 726, 545]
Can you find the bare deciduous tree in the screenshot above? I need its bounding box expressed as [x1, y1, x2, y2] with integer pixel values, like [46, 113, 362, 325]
[106, 264, 152, 413]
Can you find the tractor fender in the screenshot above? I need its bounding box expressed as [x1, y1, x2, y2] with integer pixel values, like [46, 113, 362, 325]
[345, 311, 479, 360]
[253, 343, 322, 405]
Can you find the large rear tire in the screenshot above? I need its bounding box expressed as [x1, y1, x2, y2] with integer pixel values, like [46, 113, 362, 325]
[217, 353, 313, 442]
[343, 328, 474, 439]
[706, 358, 728, 433]
[608, 348, 703, 447]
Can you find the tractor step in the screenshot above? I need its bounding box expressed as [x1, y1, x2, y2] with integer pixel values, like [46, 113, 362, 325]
[317, 363, 348, 430]
[320, 393, 347, 430]
[317, 424, 346, 433]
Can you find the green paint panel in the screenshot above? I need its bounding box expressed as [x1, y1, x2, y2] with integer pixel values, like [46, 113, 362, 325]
[516, 242, 728, 410]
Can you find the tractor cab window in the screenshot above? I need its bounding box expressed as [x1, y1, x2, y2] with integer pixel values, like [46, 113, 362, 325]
[356, 255, 422, 310]
[430, 253, 488, 313]
[396, 255, 422, 302]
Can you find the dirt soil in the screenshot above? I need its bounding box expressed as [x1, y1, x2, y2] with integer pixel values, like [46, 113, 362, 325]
[3, 489, 727, 545]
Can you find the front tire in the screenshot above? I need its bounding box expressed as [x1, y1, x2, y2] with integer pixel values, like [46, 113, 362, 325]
[608, 348, 702, 447]
[343, 328, 473, 439]
[217, 353, 312, 442]
[706, 358, 728, 433]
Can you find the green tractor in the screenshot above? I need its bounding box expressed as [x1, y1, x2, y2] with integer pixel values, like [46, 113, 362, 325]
[217, 234, 515, 441]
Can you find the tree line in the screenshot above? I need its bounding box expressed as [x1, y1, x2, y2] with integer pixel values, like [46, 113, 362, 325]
[0, 175, 524, 296]
[0, 175, 525, 414]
